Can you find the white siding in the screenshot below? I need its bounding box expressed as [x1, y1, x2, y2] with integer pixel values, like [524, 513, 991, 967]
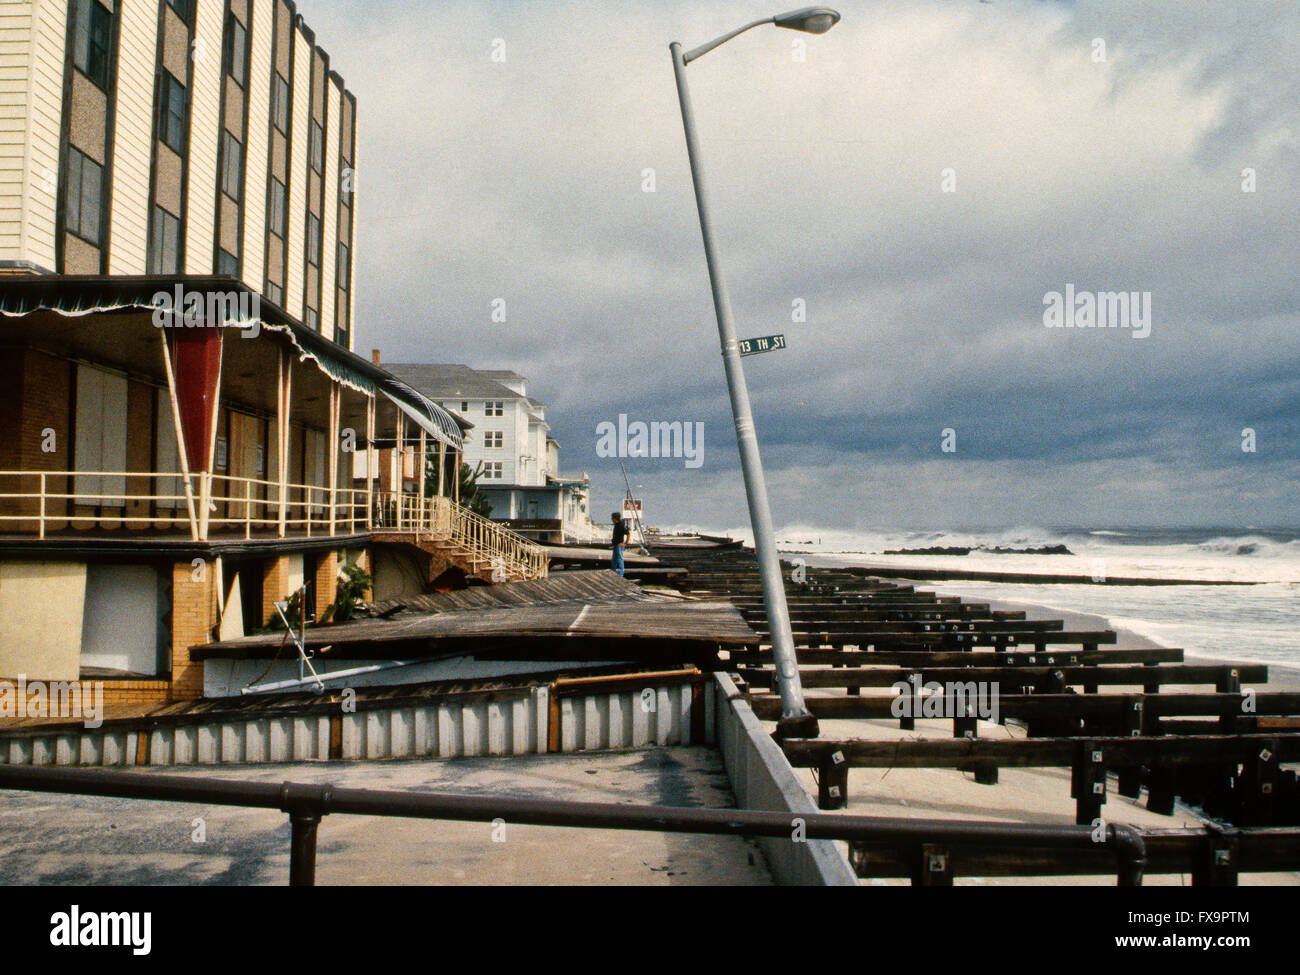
[284, 25, 309, 315]
[0, 2, 37, 262]
[318, 77, 339, 340]
[240, 0, 273, 292]
[186, 0, 224, 273]
[107, 0, 157, 273]
[0, 0, 66, 270]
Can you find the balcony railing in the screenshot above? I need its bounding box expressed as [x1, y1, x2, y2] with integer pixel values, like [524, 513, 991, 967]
[0, 469, 548, 580]
[0, 470, 368, 540]
[373, 490, 549, 581]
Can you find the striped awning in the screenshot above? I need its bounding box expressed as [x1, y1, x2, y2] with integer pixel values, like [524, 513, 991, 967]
[380, 377, 464, 450]
[0, 275, 462, 449]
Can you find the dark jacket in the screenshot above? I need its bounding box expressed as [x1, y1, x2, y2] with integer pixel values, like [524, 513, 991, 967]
[611, 519, 629, 548]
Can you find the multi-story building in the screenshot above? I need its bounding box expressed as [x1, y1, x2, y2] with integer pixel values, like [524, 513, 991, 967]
[1, 0, 356, 342]
[0, 1, 546, 709]
[384, 362, 595, 544]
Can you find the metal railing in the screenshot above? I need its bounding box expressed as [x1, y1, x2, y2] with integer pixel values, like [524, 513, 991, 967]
[373, 491, 549, 581]
[0, 470, 367, 540]
[0, 764, 1146, 886]
[0, 469, 548, 580]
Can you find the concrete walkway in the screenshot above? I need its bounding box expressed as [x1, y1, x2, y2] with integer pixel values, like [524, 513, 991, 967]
[0, 747, 773, 886]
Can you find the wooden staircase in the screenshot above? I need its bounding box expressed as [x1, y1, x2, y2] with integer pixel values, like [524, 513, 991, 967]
[373, 493, 548, 582]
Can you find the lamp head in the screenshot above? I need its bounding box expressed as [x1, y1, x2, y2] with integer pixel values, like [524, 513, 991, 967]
[773, 7, 841, 34]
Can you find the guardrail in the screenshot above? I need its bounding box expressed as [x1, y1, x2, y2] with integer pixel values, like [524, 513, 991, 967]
[0, 764, 1146, 886]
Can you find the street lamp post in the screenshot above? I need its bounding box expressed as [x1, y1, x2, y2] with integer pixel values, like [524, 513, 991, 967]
[670, 8, 840, 740]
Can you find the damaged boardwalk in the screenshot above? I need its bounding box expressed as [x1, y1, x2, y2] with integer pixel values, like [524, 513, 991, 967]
[648, 539, 1300, 885]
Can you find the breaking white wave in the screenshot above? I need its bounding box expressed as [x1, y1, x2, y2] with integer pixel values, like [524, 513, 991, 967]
[661, 524, 1300, 584]
[657, 523, 1300, 672]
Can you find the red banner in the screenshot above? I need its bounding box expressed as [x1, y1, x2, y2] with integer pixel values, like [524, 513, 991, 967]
[168, 329, 223, 473]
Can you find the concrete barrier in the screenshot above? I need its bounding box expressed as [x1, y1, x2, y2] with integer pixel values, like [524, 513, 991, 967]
[714, 672, 858, 886]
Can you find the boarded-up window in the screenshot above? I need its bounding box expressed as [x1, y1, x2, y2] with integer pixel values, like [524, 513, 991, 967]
[80, 564, 164, 675]
[303, 428, 326, 512]
[74, 364, 127, 505]
[155, 388, 183, 509]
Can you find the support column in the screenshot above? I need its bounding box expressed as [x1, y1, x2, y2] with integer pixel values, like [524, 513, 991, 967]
[262, 555, 291, 628]
[170, 560, 216, 699]
[277, 351, 292, 538]
[365, 394, 375, 529]
[327, 383, 340, 536]
[315, 549, 338, 621]
[158, 333, 200, 541]
[395, 415, 405, 531]
[418, 428, 427, 531]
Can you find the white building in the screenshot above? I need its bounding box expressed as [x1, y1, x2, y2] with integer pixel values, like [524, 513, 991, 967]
[385, 363, 595, 543]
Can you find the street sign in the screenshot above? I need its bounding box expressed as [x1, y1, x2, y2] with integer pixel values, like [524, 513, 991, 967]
[738, 334, 786, 356]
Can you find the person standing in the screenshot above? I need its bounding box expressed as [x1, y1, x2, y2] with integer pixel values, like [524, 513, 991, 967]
[610, 511, 629, 577]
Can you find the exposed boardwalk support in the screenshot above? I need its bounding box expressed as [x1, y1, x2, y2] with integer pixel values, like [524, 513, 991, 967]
[649, 540, 1300, 852]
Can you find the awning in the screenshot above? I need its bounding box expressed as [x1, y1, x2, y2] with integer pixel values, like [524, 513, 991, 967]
[0, 276, 460, 448]
[380, 377, 464, 450]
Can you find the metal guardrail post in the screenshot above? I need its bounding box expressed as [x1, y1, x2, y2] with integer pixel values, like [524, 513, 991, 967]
[1110, 823, 1147, 886]
[280, 782, 332, 887]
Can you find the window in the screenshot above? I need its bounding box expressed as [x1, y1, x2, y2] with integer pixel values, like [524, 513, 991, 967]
[485, 401, 504, 417]
[309, 119, 323, 173]
[305, 306, 319, 331]
[158, 70, 186, 153]
[167, 0, 191, 22]
[272, 73, 290, 133]
[72, 0, 112, 90]
[74, 364, 128, 505]
[217, 249, 238, 277]
[484, 432, 503, 449]
[336, 241, 349, 289]
[64, 147, 103, 245]
[269, 177, 286, 236]
[147, 205, 180, 273]
[266, 280, 283, 306]
[483, 462, 503, 480]
[221, 131, 243, 200]
[306, 213, 320, 265]
[460, 401, 469, 413]
[225, 15, 247, 86]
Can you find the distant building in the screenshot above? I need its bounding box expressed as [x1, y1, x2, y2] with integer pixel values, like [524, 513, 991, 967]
[384, 363, 595, 544]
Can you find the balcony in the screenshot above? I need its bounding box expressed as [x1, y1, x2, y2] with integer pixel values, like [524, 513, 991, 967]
[0, 470, 548, 581]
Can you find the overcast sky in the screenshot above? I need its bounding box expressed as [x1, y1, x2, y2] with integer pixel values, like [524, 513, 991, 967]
[307, 0, 1298, 532]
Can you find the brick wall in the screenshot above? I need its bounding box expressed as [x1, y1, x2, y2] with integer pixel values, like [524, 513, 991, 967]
[170, 561, 215, 700]
[261, 554, 290, 628]
[0, 349, 72, 530]
[314, 549, 338, 620]
[101, 679, 171, 709]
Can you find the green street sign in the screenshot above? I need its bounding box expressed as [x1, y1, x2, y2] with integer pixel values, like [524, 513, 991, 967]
[738, 334, 786, 356]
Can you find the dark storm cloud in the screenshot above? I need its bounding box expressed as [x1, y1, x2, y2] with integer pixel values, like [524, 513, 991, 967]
[307, 0, 1298, 529]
